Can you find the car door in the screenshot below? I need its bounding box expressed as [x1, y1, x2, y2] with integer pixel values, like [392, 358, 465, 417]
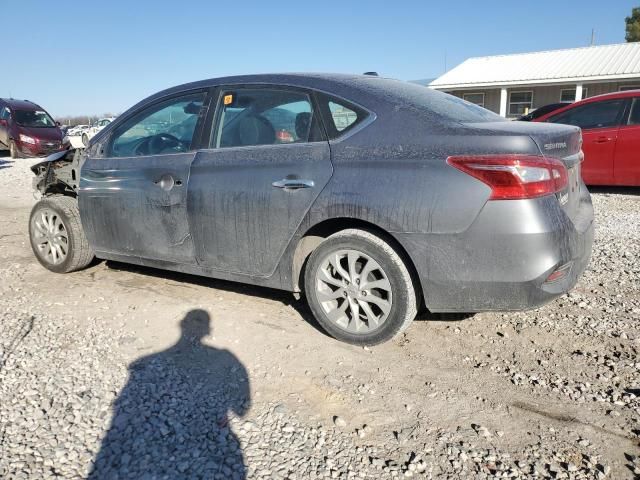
[613, 97, 640, 186]
[188, 86, 333, 276]
[547, 99, 626, 185]
[79, 89, 209, 264]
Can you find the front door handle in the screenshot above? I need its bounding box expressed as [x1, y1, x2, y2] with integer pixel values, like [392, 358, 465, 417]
[154, 174, 182, 191]
[595, 136, 612, 143]
[272, 178, 315, 190]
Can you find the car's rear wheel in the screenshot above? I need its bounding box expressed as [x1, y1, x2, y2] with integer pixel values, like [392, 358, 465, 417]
[304, 229, 418, 345]
[29, 196, 94, 273]
[82, 133, 89, 147]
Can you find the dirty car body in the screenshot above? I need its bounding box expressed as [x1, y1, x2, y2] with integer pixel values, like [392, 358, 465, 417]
[31, 74, 594, 343]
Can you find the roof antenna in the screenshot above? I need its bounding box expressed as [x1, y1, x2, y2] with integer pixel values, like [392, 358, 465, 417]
[590, 28, 595, 46]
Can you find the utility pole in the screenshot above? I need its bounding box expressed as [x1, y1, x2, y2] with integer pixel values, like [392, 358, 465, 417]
[590, 29, 595, 46]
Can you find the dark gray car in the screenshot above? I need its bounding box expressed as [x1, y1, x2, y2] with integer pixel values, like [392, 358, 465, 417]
[29, 74, 594, 345]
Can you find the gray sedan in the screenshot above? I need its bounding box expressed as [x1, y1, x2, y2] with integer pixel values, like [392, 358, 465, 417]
[29, 74, 594, 345]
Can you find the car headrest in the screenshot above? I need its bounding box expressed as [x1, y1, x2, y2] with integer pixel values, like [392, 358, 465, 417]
[295, 112, 312, 141]
[238, 114, 275, 146]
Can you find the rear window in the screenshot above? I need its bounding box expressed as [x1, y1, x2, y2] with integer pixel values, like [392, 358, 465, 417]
[358, 78, 503, 123]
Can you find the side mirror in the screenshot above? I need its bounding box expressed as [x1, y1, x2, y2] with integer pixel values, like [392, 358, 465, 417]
[56, 121, 62, 127]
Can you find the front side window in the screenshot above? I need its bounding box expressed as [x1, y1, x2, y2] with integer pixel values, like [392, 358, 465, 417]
[213, 89, 320, 148]
[548, 99, 625, 130]
[508, 91, 533, 116]
[13, 109, 56, 128]
[0, 107, 9, 120]
[462, 93, 485, 107]
[110, 92, 205, 157]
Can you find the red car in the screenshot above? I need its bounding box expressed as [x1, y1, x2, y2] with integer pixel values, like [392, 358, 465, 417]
[0, 98, 68, 158]
[535, 90, 640, 186]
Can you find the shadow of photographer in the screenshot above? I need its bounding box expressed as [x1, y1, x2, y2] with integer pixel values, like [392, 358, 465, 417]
[89, 309, 250, 479]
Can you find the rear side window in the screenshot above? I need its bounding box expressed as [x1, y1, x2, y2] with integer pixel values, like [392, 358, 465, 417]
[328, 101, 358, 131]
[212, 89, 323, 148]
[317, 94, 369, 139]
[627, 98, 640, 126]
[547, 99, 625, 130]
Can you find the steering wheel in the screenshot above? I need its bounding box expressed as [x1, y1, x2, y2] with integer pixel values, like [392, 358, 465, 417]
[148, 133, 182, 154]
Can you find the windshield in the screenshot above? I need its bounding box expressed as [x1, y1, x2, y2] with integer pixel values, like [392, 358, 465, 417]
[14, 109, 56, 128]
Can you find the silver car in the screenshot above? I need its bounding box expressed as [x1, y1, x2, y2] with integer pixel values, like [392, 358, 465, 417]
[28, 74, 594, 345]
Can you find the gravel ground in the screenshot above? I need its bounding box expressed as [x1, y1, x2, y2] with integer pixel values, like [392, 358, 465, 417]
[0, 152, 639, 479]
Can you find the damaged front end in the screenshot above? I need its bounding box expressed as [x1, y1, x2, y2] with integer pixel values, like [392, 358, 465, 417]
[31, 149, 84, 197]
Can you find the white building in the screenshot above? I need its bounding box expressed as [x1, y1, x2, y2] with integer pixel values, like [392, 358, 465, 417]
[428, 43, 640, 117]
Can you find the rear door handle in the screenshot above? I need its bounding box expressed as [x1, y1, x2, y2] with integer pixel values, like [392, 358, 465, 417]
[272, 179, 314, 190]
[595, 136, 612, 143]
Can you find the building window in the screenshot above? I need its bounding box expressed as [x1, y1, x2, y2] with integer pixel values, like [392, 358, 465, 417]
[560, 88, 588, 103]
[462, 93, 485, 107]
[619, 85, 640, 92]
[508, 91, 533, 116]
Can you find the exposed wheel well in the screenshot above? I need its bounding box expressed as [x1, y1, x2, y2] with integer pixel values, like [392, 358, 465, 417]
[43, 185, 77, 198]
[291, 217, 424, 307]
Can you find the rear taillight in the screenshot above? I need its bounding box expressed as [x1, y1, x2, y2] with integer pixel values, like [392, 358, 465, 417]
[447, 155, 568, 200]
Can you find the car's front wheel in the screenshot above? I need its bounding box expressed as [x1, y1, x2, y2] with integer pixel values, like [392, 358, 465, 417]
[9, 140, 20, 159]
[29, 196, 94, 273]
[82, 133, 89, 147]
[304, 229, 418, 345]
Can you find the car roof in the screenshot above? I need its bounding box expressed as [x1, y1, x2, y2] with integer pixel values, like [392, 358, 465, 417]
[0, 98, 42, 110]
[534, 89, 640, 122]
[136, 73, 397, 107]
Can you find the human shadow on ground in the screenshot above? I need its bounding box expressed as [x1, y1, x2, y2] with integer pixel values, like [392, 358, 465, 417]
[88, 309, 250, 479]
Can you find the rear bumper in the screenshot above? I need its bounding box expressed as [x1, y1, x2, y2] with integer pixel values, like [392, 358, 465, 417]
[397, 186, 594, 312]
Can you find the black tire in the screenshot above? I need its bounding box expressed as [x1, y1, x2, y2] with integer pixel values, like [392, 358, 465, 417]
[29, 196, 94, 273]
[9, 140, 21, 159]
[304, 229, 418, 345]
[82, 133, 89, 147]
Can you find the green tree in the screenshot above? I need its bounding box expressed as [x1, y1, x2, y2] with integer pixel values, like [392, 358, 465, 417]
[626, 7, 640, 42]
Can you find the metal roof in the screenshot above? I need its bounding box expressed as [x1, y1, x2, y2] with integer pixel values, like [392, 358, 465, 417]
[429, 43, 640, 89]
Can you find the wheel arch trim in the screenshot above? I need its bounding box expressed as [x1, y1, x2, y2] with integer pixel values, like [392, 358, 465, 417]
[290, 216, 424, 308]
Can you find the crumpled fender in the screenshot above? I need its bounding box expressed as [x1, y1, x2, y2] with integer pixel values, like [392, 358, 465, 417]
[30, 149, 74, 174]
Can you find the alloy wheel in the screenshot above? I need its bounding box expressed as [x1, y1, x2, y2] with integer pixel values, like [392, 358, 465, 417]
[315, 249, 393, 333]
[31, 208, 69, 265]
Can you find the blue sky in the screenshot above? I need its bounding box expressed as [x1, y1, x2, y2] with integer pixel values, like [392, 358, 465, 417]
[3, 0, 636, 116]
